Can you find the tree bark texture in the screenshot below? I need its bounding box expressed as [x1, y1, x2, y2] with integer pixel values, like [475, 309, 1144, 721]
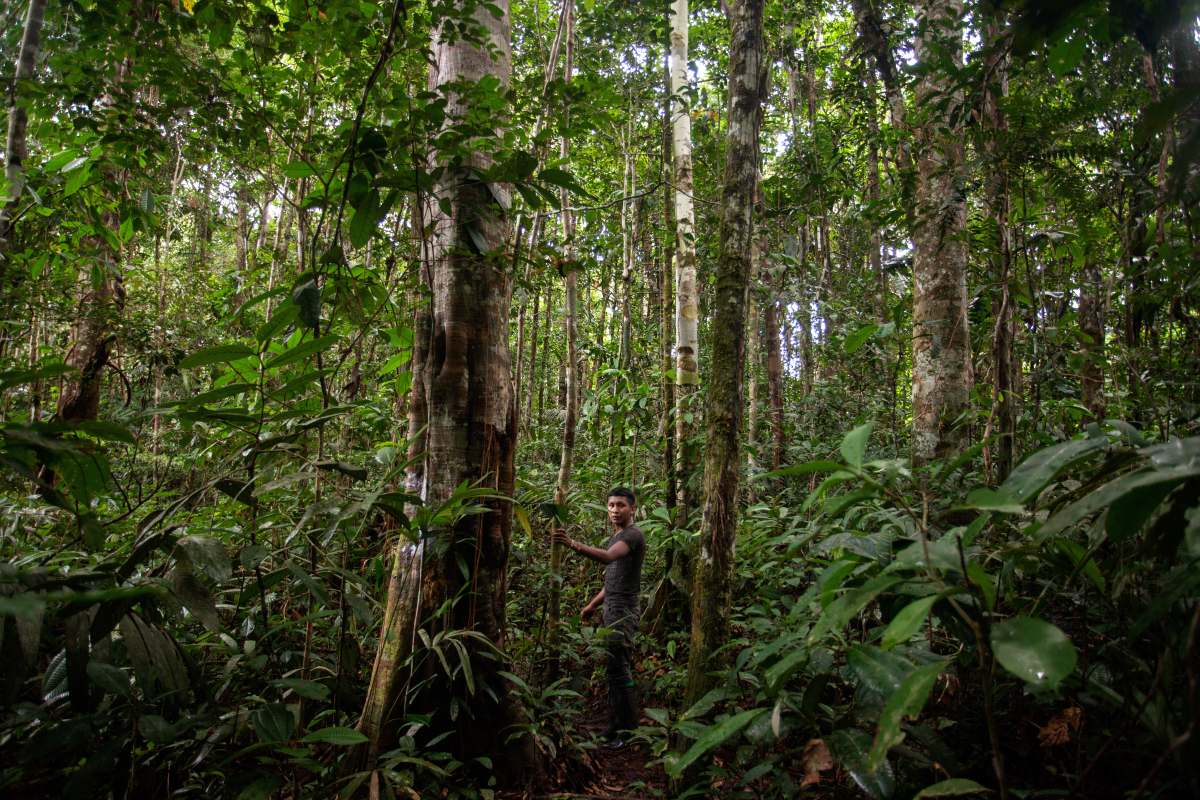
[679, 0, 765, 745]
[361, 0, 539, 780]
[671, 0, 701, 519]
[0, 0, 49, 257]
[909, 0, 972, 466]
[746, 232, 761, 488]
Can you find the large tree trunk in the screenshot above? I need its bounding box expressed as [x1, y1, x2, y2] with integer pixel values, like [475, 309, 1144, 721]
[910, 0, 972, 466]
[670, 0, 701, 521]
[677, 0, 765, 778]
[0, 0, 49, 259]
[360, 0, 539, 781]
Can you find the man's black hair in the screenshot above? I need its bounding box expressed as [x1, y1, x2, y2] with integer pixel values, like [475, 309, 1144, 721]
[607, 487, 636, 506]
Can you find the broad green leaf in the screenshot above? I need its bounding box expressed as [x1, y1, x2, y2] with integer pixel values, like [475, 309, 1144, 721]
[962, 488, 1023, 514]
[292, 280, 321, 331]
[829, 728, 894, 799]
[181, 382, 256, 408]
[178, 534, 232, 583]
[265, 335, 340, 371]
[913, 779, 994, 798]
[881, 595, 938, 650]
[679, 687, 726, 721]
[754, 460, 843, 481]
[846, 644, 915, 696]
[1047, 37, 1086, 77]
[252, 472, 316, 496]
[282, 160, 317, 178]
[380, 352, 410, 373]
[1000, 436, 1107, 504]
[272, 679, 330, 702]
[1106, 478, 1178, 542]
[139, 714, 178, 744]
[841, 421, 874, 468]
[1040, 466, 1199, 541]
[990, 617, 1077, 689]
[0, 363, 74, 391]
[87, 662, 131, 698]
[314, 460, 369, 481]
[301, 726, 368, 745]
[252, 704, 295, 744]
[43, 149, 81, 172]
[180, 344, 257, 369]
[514, 505, 532, 536]
[1054, 539, 1104, 592]
[77, 420, 136, 445]
[286, 560, 331, 606]
[256, 306, 300, 344]
[268, 368, 332, 400]
[665, 708, 759, 777]
[764, 647, 808, 693]
[809, 575, 900, 644]
[845, 325, 879, 353]
[1129, 564, 1200, 640]
[239, 774, 284, 800]
[348, 188, 380, 249]
[868, 662, 945, 770]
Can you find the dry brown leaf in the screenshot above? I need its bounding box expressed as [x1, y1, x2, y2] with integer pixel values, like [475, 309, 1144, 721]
[800, 738, 834, 786]
[1038, 707, 1083, 747]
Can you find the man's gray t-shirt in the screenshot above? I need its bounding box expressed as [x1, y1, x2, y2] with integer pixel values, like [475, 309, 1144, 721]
[603, 524, 645, 644]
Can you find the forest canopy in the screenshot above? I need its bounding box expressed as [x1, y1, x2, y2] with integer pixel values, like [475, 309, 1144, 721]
[1, 0, 1199, 799]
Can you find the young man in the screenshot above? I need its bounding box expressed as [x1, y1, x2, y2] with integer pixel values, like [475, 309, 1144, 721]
[552, 487, 645, 750]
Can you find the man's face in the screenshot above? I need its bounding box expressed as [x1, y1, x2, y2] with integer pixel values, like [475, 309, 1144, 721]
[607, 495, 634, 529]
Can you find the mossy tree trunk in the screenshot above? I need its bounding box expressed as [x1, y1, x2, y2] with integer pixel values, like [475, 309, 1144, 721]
[676, 0, 766, 784]
[360, 0, 540, 783]
[910, 0, 972, 466]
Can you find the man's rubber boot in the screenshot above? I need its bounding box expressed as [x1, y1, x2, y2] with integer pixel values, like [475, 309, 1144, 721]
[601, 684, 639, 751]
[598, 685, 620, 740]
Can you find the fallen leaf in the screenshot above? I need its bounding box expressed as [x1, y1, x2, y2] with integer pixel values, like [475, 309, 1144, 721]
[1038, 707, 1082, 747]
[800, 738, 833, 786]
[654, 668, 666, 677]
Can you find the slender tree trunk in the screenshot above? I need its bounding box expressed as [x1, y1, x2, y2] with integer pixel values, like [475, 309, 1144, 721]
[765, 273, 784, 473]
[864, 59, 886, 321]
[662, 58, 677, 511]
[0, 0, 48, 260]
[746, 232, 761, 496]
[547, 3, 577, 683]
[982, 22, 1015, 480]
[671, 0, 701, 521]
[677, 0, 765, 777]
[910, 0, 973, 466]
[525, 284, 541, 423]
[361, 0, 539, 779]
[1079, 261, 1106, 423]
[853, 0, 910, 170]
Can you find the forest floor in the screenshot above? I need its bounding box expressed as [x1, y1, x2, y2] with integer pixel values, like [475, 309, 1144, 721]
[503, 681, 668, 800]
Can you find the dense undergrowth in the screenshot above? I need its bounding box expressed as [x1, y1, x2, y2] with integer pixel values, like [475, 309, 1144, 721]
[3, 346, 1198, 799]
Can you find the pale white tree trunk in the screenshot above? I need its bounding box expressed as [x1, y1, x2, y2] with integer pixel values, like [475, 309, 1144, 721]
[670, 0, 700, 513]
